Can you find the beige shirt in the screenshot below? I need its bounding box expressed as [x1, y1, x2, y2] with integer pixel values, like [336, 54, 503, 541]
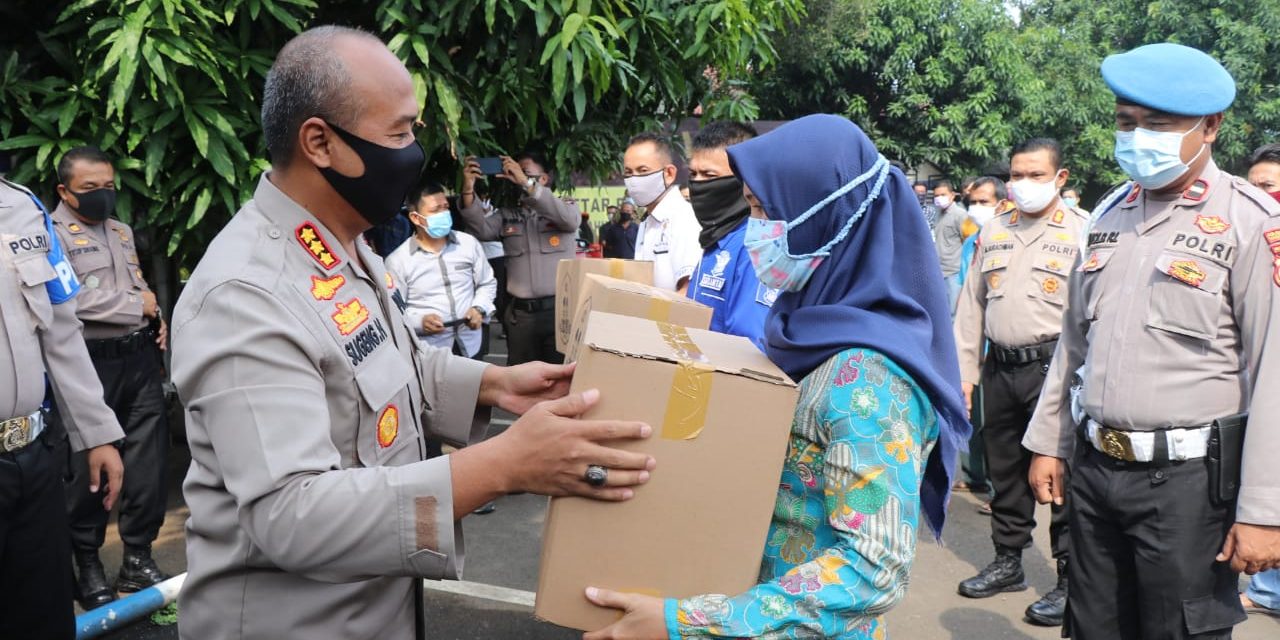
[0, 178, 123, 450]
[954, 201, 1089, 384]
[50, 203, 150, 339]
[172, 176, 491, 640]
[1024, 161, 1280, 526]
[459, 185, 578, 299]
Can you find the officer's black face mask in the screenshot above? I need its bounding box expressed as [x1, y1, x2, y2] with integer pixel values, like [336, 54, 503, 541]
[68, 187, 116, 223]
[688, 175, 750, 250]
[319, 120, 425, 227]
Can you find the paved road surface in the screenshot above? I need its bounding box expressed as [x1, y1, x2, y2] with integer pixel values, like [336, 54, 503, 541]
[95, 332, 1278, 639]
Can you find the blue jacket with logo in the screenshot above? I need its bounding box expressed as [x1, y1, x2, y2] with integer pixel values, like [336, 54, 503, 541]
[685, 220, 775, 351]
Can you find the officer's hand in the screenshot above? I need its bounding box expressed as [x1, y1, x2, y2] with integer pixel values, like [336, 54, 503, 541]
[422, 314, 445, 335]
[1217, 523, 1280, 574]
[583, 588, 667, 640]
[141, 291, 158, 318]
[87, 444, 124, 511]
[962, 382, 975, 413]
[1029, 454, 1066, 506]
[498, 155, 528, 185]
[465, 307, 484, 330]
[462, 156, 483, 189]
[155, 317, 168, 352]
[481, 361, 575, 415]
[497, 389, 654, 501]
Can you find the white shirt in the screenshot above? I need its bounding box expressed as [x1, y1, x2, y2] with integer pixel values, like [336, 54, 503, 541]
[635, 188, 703, 290]
[475, 199, 505, 260]
[385, 231, 497, 357]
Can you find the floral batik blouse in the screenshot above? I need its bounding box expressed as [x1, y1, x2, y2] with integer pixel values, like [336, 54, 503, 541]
[664, 347, 939, 639]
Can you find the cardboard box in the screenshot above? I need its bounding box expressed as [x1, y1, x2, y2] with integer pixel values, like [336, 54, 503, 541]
[537, 311, 799, 631]
[563, 274, 712, 357]
[555, 258, 654, 353]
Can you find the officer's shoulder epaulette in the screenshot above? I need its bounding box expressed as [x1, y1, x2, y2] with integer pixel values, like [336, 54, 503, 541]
[1227, 175, 1280, 218]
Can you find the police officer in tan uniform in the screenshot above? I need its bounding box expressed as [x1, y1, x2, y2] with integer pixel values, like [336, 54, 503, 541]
[954, 139, 1086, 627]
[47, 146, 171, 609]
[0, 175, 124, 639]
[172, 27, 654, 640]
[1025, 43, 1280, 639]
[459, 151, 578, 365]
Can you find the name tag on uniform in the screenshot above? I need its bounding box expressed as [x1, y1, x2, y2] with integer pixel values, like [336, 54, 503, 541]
[653, 243, 669, 254]
[502, 224, 523, 237]
[756, 284, 779, 307]
[698, 273, 725, 291]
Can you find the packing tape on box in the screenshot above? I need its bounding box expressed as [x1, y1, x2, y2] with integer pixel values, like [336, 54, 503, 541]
[656, 322, 712, 440]
[647, 296, 673, 322]
[609, 258, 624, 279]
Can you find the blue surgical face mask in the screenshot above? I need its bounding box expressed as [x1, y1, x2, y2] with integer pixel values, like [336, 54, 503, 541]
[743, 156, 890, 292]
[420, 211, 453, 238]
[1063, 196, 1079, 209]
[1114, 117, 1206, 190]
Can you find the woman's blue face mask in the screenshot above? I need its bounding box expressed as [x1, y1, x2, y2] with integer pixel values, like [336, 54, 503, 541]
[743, 156, 890, 292]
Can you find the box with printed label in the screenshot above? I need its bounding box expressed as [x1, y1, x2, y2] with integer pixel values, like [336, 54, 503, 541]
[555, 258, 654, 353]
[536, 311, 798, 631]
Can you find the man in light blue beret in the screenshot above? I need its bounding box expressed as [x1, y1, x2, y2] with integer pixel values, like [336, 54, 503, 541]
[1024, 42, 1280, 639]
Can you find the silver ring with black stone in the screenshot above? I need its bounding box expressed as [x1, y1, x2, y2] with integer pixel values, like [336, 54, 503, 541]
[584, 464, 608, 487]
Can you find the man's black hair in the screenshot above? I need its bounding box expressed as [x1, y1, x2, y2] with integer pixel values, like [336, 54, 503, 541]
[691, 122, 758, 151]
[1010, 137, 1063, 171]
[1249, 142, 1280, 168]
[57, 146, 112, 185]
[407, 180, 446, 210]
[971, 176, 1008, 201]
[628, 132, 675, 166]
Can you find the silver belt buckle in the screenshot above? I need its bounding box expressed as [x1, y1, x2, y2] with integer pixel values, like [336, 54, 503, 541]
[1, 416, 33, 453]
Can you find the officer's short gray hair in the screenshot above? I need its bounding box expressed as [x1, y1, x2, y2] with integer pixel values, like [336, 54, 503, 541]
[261, 25, 381, 166]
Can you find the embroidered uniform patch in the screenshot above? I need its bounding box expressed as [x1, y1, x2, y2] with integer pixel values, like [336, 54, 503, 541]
[988, 273, 1002, 289]
[331, 298, 370, 335]
[1009, 211, 1020, 225]
[1126, 185, 1142, 203]
[1052, 210, 1065, 225]
[310, 274, 346, 301]
[1194, 215, 1230, 235]
[1042, 277, 1060, 295]
[73, 238, 89, 246]
[1265, 229, 1280, 287]
[1080, 252, 1100, 272]
[991, 232, 1010, 242]
[1167, 260, 1207, 287]
[548, 235, 560, 247]
[384, 272, 395, 290]
[377, 405, 399, 448]
[1183, 180, 1209, 202]
[68, 223, 83, 233]
[296, 222, 340, 270]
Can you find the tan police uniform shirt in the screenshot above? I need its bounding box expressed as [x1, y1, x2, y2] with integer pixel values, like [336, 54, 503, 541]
[954, 201, 1089, 384]
[50, 203, 150, 339]
[459, 184, 578, 299]
[171, 175, 492, 640]
[1024, 161, 1280, 526]
[0, 178, 123, 450]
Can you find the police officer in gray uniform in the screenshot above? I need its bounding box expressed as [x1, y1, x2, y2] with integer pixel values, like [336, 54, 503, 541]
[459, 152, 578, 365]
[172, 27, 654, 640]
[0, 175, 124, 639]
[49, 146, 171, 609]
[1026, 43, 1280, 639]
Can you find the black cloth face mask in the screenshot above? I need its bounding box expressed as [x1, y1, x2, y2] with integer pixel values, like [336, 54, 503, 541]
[68, 187, 116, 223]
[320, 120, 425, 227]
[688, 175, 750, 250]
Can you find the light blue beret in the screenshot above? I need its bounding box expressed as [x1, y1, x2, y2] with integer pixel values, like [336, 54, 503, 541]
[1101, 43, 1236, 116]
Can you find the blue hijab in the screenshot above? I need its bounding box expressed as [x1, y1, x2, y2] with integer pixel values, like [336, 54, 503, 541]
[728, 114, 971, 539]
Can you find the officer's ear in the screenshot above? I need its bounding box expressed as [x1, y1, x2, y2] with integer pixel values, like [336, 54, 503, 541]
[1202, 113, 1224, 145]
[663, 163, 678, 186]
[297, 116, 337, 170]
[1055, 168, 1070, 190]
[56, 183, 72, 205]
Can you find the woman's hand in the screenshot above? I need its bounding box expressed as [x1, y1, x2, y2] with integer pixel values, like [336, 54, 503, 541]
[582, 588, 667, 640]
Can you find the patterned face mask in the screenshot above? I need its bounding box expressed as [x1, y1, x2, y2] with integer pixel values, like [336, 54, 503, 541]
[743, 156, 890, 292]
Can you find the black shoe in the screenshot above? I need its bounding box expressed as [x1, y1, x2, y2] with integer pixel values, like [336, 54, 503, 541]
[1025, 558, 1068, 626]
[473, 501, 497, 515]
[75, 550, 117, 610]
[116, 545, 170, 593]
[958, 545, 1028, 598]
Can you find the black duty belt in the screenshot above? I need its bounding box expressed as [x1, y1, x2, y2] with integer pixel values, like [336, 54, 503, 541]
[86, 328, 157, 360]
[511, 296, 555, 313]
[991, 339, 1058, 365]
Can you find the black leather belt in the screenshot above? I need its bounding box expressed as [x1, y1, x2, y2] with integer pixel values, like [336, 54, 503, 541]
[511, 296, 554, 313]
[86, 328, 156, 360]
[991, 339, 1058, 365]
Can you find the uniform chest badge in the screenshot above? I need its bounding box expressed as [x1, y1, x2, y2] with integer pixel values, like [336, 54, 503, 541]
[1194, 215, 1230, 235]
[1265, 228, 1280, 287]
[331, 298, 370, 335]
[548, 235, 561, 247]
[384, 272, 395, 290]
[73, 238, 89, 246]
[1055, 232, 1072, 242]
[1041, 277, 1060, 295]
[991, 232, 1010, 242]
[1009, 211, 1020, 225]
[988, 273, 1002, 290]
[68, 223, 83, 233]
[1051, 210, 1065, 225]
[1046, 259, 1063, 272]
[296, 222, 341, 270]
[1167, 260, 1207, 287]
[377, 405, 399, 448]
[310, 274, 346, 301]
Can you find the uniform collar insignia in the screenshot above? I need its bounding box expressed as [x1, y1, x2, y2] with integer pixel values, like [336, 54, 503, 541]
[296, 221, 341, 270]
[1050, 209, 1066, 226]
[1183, 179, 1210, 202]
[1125, 184, 1142, 203]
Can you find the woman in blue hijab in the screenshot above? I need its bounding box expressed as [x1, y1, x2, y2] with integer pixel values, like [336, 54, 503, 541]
[585, 115, 970, 639]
